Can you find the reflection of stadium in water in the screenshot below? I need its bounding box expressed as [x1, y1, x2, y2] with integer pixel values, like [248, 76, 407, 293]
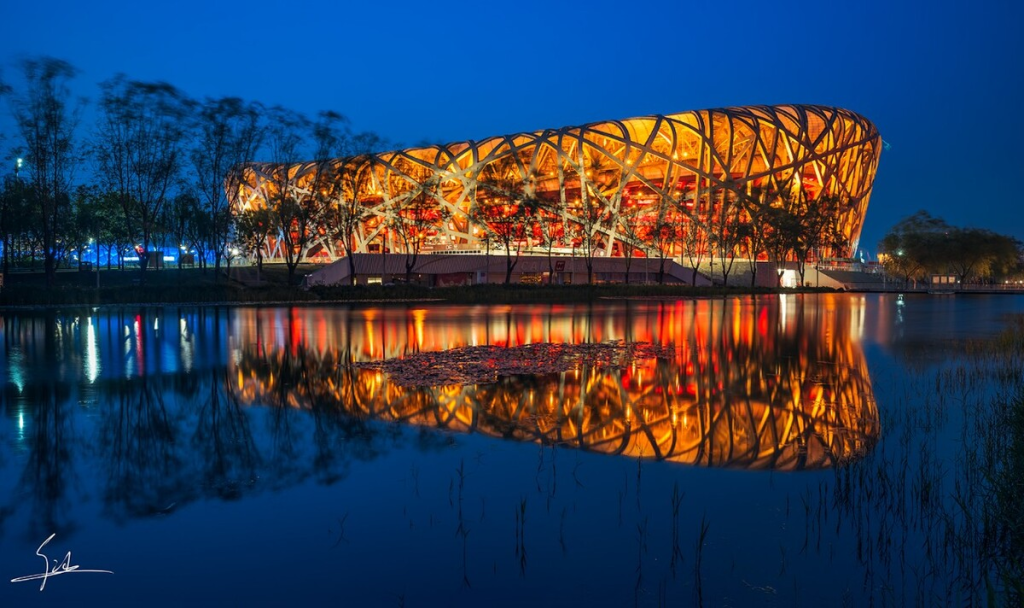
[230, 296, 879, 470]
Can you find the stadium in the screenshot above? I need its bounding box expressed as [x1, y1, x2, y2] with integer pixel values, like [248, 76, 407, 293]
[227, 104, 881, 285]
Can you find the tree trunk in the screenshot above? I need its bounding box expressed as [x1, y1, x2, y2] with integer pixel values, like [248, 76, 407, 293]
[504, 251, 517, 285]
[546, 248, 554, 285]
[44, 252, 56, 288]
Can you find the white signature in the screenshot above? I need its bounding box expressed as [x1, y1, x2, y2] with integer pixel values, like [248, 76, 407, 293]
[10, 533, 114, 591]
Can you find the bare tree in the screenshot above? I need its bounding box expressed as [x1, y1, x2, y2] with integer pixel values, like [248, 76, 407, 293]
[302, 110, 350, 262]
[260, 106, 312, 284]
[707, 179, 748, 286]
[324, 132, 390, 285]
[790, 194, 843, 286]
[329, 157, 374, 285]
[190, 97, 263, 273]
[234, 207, 276, 279]
[680, 214, 711, 286]
[389, 174, 446, 284]
[535, 196, 565, 284]
[7, 57, 83, 286]
[472, 154, 537, 285]
[741, 185, 777, 287]
[95, 75, 191, 279]
[643, 192, 682, 285]
[761, 205, 800, 287]
[564, 152, 622, 285]
[616, 202, 645, 284]
[162, 192, 203, 271]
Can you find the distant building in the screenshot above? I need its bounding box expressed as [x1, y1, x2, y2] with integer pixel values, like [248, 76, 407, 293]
[227, 104, 882, 276]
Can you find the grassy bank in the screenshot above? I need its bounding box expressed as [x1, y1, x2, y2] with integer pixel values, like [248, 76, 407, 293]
[0, 265, 316, 307]
[0, 264, 836, 308]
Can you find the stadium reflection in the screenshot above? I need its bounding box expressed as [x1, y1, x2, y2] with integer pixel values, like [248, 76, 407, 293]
[229, 296, 878, 469]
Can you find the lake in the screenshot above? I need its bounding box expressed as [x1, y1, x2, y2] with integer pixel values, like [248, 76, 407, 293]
[2, 293, 1023, 606]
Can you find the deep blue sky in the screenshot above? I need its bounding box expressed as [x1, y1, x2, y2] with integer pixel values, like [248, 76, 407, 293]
[2, 0, 1022, 254]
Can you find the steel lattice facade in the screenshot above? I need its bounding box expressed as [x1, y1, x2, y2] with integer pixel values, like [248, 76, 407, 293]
[228, 104, 881, 264]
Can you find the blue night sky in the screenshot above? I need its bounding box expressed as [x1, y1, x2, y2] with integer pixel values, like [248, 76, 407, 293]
[2, 0, 1022, 254]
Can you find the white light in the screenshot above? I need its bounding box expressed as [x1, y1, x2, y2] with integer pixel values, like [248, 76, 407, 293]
[85, 317, 100, 384]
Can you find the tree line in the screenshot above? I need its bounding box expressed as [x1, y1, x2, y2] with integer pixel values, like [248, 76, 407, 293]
[878, 211, 1024, 286]
[0, 56, 388, 286]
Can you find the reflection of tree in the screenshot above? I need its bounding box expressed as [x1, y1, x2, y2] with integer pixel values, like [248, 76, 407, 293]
[233, 342, 392, 485]
[259, 346, 306, 487]
[18, 383, 75, 539]
[307, 349, 391, 484]
[4, 316, 79, 539]
[230, 298, 879, 470]
[101, 376, 188, 520]
[4, 309, 404, 531]
[193, 370, 260, 499]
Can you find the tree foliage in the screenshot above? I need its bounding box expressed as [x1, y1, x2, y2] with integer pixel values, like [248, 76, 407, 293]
[7, 57, 82, 285]
[878, 211, 1023, 285]
[95, 75, 190, 276]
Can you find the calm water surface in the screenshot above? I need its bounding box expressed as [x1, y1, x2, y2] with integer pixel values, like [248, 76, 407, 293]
[1, 293, 1022, 606]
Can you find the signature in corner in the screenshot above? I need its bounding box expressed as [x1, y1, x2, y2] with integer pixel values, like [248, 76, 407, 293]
[10, 533, 114, 591]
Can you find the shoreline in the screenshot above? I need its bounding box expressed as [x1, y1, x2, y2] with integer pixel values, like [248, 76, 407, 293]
[2, 267, 1020, 311]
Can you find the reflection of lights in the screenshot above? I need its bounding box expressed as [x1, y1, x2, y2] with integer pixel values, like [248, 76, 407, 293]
[85, 317, 100, 383]
[224, 300, 878, 469]
[365, 316, 379, 358]
[412, 309, 427, 350]
[853, 296, 866, 340]
[180, 318, 193, 372]
[9, 352, 25, 393]
[780, 293, 789, 332]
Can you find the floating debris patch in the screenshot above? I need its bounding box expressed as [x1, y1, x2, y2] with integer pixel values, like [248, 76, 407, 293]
[353, 341, 674, 387]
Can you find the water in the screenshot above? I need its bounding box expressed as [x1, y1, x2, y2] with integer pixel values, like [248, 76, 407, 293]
[1, 293, 1022, 606]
